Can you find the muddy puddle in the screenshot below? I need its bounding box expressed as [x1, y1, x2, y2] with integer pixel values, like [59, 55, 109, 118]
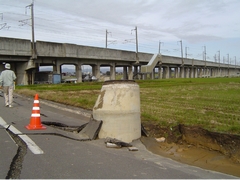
[141, 123, 240, 177]
[141, 137, 240, 177]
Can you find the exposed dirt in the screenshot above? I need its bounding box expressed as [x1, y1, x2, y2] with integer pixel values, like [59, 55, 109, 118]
[141, 122, 240, 177]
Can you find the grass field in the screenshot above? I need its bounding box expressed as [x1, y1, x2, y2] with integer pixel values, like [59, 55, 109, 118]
[15, 77, 240, 135]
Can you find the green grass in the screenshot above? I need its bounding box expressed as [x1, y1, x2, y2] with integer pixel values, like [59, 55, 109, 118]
[15, 77, 240, 135]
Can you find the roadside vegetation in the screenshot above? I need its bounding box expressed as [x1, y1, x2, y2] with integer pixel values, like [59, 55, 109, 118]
[15, 77, 240, 135]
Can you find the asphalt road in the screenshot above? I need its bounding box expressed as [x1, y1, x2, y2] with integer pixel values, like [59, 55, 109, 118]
[0, 91, 237, 179]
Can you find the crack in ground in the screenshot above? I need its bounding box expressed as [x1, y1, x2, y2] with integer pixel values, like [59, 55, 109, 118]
[5, 129, 27, 179]
[42, 121, 88, 132]
[24, 132, 91, 141]
[4, 124, 91, 179]
[3, 120, 100, 178]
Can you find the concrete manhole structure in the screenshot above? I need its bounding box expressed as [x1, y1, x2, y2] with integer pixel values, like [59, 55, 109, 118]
[93, 80, 141, 143]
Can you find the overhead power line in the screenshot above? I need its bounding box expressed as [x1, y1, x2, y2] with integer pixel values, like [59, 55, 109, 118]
[0, 13, 10, 30]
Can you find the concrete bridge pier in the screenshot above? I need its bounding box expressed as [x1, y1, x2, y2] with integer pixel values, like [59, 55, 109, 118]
[224, 68, 227, 77]
[219, 68, 222, 77]
[194, 67, 198, 78]
[185, 67, 189, 78]
[151, 68, 155, 79]
[110, 63, 116, 80]
[53, 60, 61, 74]
[223, 68, 227, 77]
[167, 66, 170, 78]
[218, 68, 221, 77]
[203, 68, 207, 77]
[25, 68, 35, 85]
[205, 68, 209, 77]
[174, 67, 178, 78]
[12, 61, 32, 85]
[208, 68, 212, 77]
[133, 65, 139, 79]
[222, 68, 226, 77]
[142, 73, 147, 80]
[223, 68, 226, 77]
[199, 68, 203, 77]
[162, 67, 166, 79]
[216, 68, 219, 77]
[123, 66, 127, 80]
[203, 67, 206, 77]
[190, 67, 194, 78]
[180, 66, 184, 78]
[128, 65, 133, 80]
[91, 63, 101, 80]
[162, 66, 170, 79]
[214, 68, 218, 77]
[24, 59, 38, 85]
[208, 68, 211, 77]
[212, 68, 216, 77]
[158, 66, 162, 79]
[76, 62, 83, 83]
[227, 68, 230, 77]
[210, 68, 213, 77]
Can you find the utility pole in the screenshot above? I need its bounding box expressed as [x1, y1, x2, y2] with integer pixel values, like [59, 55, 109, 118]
[227, 54, 229, 64]
[158, 41, 163, 54]
[203, 46, 206, 61]
[235, 56, 237, 68]
[31, 2, 35, 59]
[203, 46, 206, 67]
[24, 1, 35, 59]
[131, 26, 139, 63]
[185, 47, 188, 59]
[105, 29, 111, 48]
[135, 26, 138, 56]
[214, 54, 217, 62]
[218, 51, 220, 63]
[105, 30, 117, 48]
[227, 53, 230, 69]
[179, 40, 184, 65]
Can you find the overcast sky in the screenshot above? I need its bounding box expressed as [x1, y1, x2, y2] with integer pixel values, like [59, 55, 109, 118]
[0, 0, 240, 64]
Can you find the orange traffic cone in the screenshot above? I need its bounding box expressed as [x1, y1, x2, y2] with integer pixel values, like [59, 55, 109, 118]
[25, 94, 46, 130]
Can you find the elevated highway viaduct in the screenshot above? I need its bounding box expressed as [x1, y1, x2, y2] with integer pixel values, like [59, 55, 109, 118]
[0, 37, 239, 85]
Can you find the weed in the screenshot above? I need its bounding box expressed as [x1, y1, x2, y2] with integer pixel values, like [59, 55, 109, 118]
[15, 77, 240, 135]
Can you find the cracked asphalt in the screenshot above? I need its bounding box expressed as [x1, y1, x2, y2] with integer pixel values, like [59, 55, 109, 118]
[0, 92, 238, 179]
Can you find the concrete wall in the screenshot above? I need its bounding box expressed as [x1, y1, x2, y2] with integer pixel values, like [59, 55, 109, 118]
[36, 41, 138, 61]
[16, 62, 29, 85]
[0, 37, 31, 56]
